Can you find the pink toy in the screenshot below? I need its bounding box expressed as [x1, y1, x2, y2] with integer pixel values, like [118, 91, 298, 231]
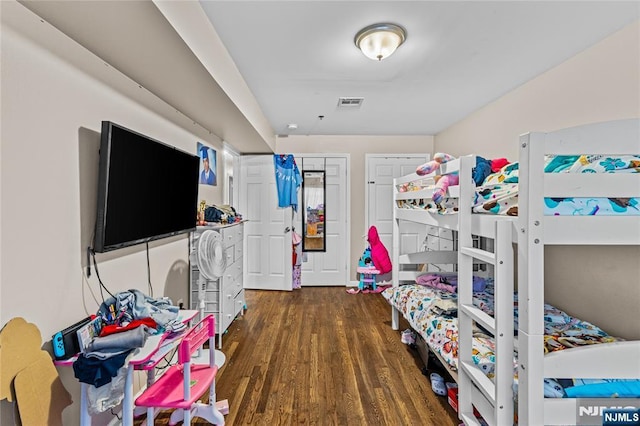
[414, 153, 458, 204]
[432, 174, 459, 204]
[368, 226, 392, 275]
[415, 152, 455, 176]
[357, 266, 380, 292]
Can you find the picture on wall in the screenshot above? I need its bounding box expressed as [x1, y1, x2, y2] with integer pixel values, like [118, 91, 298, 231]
[197, 142, 217, 186]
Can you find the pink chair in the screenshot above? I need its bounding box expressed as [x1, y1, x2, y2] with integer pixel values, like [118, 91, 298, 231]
[135, 315, 225, 425]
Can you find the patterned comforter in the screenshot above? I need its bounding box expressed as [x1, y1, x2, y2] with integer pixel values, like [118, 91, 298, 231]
[381, 282, 632, 397]
[396, 154, 640, 216]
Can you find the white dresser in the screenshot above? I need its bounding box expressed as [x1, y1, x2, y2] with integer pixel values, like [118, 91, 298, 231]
[190, 222, 245, 348]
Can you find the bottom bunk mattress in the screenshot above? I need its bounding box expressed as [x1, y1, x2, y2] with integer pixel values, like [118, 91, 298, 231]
[381, 282, 639, 398]
[381, 281, 498, 373]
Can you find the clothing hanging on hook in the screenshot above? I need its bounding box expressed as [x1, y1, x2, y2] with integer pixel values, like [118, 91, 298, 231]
[273, 154, 303, 212]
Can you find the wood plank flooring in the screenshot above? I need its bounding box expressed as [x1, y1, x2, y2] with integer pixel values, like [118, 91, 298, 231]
[138, 287, 459, 425]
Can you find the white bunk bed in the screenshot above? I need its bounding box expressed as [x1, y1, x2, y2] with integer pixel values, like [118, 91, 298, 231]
[391, 155, 517, 426]
[516, 119, 640, 426]
[388, 118, 640, 426]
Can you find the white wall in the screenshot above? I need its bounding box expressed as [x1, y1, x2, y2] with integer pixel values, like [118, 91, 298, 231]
[0, 4, 224, 424]
[435, 20, 640, 160]
[276, 135, 434, 280]
[435, 21, 640, 339]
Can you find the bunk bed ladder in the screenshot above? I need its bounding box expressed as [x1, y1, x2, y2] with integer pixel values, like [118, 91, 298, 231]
[457, 156, 515, 426]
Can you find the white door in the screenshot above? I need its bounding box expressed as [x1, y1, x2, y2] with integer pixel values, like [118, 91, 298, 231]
[239, 155, 293, 291]
[367, 155, 430, 256]
[293, 156, 348, 286]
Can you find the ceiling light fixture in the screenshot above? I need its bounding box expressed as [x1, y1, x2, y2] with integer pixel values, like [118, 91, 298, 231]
[354, 23, 406, 61]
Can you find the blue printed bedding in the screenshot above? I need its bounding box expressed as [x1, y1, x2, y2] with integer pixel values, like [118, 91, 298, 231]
[473, 154, 640, 216]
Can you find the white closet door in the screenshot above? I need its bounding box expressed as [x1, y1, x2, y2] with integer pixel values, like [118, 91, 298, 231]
[294, 156, 348, 286]
[367, 155, 429, 256]
[239, 155, 293, 291]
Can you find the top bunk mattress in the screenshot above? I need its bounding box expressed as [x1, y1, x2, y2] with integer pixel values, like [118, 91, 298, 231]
[396, 154, 640, 217]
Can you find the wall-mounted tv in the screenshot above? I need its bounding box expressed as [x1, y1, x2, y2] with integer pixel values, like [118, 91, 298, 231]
[94, 121, 200, 253]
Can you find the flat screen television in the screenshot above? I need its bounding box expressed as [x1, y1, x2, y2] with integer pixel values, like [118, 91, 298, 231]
[94, 121, 200, 253]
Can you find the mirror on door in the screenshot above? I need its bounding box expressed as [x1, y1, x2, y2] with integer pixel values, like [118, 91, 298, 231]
[302, 170, 326, 252]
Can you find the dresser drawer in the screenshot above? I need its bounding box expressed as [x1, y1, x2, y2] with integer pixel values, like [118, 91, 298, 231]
[440, 239, 454, 251]
[224, 244, 236, 265]
[219, 261, 241, 285]
[221, 271, 243, 298]
[233, 289, 245, 317]
[220, 224, 243, 246]
[427, 226, 439, 237]
[230, 260, 242, 281]
[221, 289, 245, 331]
[234, 240, 243, 260]
[220, 272, 236, 291]
[438, 229, 454, 240]
[231, 275, 243, 298]
[426, 236, 439, 251]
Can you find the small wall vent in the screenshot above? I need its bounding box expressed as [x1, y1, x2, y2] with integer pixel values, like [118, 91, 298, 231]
[337, 97, 364, 108]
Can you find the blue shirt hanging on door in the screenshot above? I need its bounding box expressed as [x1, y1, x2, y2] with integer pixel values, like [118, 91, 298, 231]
[274, 154, 302, 211]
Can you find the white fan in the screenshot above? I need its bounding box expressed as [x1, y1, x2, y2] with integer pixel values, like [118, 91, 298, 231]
[191, 230, 227, 320]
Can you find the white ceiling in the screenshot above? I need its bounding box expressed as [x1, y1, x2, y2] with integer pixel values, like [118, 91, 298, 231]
[17, 1, 640, 152]
[200, 1, 639, 137]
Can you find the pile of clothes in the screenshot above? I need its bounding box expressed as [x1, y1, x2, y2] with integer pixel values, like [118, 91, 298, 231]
[204, 204, 242, 223]
[72, 290, 182, 414]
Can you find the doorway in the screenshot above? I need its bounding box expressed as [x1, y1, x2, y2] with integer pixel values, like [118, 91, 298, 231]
[293, 155, 349, 286]
[239, 155, 293, 291]
[239, 154, 349, 290]
[365, 154, 430, 257]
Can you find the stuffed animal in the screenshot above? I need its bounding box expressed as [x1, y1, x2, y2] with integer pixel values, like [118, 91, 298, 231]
[432, 174, 459, 204]
[415, 153, 459, 205]
[415, 152, 455, 176]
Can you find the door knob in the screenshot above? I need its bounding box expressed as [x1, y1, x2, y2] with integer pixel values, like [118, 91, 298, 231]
[284, 227, 291, 233]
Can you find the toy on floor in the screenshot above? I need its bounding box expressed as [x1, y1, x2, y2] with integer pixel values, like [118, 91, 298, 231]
[357, 247, 379, 292]
[347, 226, 392, 294]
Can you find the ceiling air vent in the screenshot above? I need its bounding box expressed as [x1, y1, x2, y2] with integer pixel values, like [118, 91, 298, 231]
[337, 97, 364, 108]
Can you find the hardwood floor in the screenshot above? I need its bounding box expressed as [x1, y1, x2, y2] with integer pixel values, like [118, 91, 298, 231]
[139, 287, 459, 425]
